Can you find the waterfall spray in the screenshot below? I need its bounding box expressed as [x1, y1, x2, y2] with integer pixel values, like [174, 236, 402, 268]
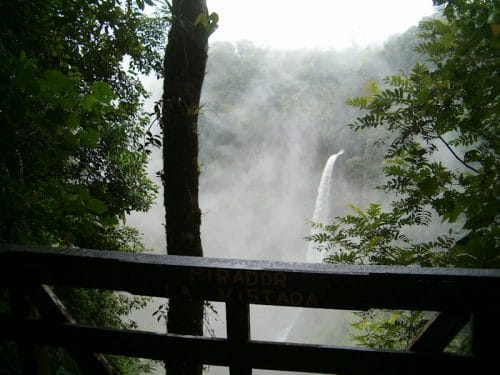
[277, 150, 344, 342]
[307, 149, 344, 263]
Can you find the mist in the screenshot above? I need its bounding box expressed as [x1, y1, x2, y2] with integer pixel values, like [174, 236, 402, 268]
[128, 26, 427, 374]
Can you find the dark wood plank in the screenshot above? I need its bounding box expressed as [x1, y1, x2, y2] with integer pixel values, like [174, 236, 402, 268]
[28, 285, 116, 374]
[226, 300, 251, 374]
[1, 244, 500, 312]
[408, 312, 470, 352]
[0, 316, 485, 375]
[471, 312, 500, 357]
[226, 301, 250, 343]
[8, 288, 40, 375]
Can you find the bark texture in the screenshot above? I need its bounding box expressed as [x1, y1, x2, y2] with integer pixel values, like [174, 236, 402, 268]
[162, 1, 208, 374]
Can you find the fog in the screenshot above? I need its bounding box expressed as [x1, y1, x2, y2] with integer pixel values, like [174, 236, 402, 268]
[127, 20, 432, 373]
[207, 0, 435, 50]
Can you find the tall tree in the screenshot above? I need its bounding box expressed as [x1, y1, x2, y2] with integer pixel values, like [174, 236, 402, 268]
[161, 0, 217, 374]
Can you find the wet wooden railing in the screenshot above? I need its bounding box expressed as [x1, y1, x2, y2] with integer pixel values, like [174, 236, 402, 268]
[1, 244, 499, 374]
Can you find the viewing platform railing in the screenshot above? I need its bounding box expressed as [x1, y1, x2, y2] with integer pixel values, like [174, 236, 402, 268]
[1, 244, 499, 374]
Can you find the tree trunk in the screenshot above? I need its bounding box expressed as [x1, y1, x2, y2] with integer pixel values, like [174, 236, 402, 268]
[161, 1, 208, 374]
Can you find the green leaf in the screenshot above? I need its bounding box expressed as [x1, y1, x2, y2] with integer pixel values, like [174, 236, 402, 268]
[194, 13, 208, 28]
[79, 128, 100, 148]
[87, 198, 107, 215]
[208, 12, 219, 36]
[81, 95, 97, 111]
[91, 81, 115, 103]
[194, 12, 219, 37]
[101, 216, 119, 226]
[364, 80, 380, 96]
[42, 70, 74, 91]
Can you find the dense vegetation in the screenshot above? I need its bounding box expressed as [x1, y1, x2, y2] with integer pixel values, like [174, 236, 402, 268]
[195, 0, 498, 353]
[307, 0, 499, 350]
[0, 0, 165, 372]
[1, 0, 496, 372]
[194, 27, 424, 265]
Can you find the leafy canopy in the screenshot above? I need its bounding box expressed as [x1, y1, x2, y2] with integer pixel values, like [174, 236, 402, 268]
[310, 0, 499, 269]
[307, 0, 498, 353]
[0, 0, 166, 373]
[0, 0, 166, 248]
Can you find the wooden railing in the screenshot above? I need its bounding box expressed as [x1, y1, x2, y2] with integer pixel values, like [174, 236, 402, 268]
[1, 244, 499, 374]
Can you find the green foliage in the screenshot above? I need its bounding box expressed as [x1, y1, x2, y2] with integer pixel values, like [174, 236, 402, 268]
[194, 11, 219, 37]
[200, 31, 422, 206]
[308, 203, 454, 266]
[351, 310, 427, 350]
[0, 0, 167, 373]
[317, 0, 499, 269]
[310, 0, 499, 351]
[0, 0, 166, 246]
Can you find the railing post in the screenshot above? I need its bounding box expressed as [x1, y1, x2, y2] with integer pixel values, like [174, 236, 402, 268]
[471, 311, 499, 373]
[226, 300, 251, 375]
[9, 287, 42, 375]
[28, 285, 116, 374]
[407, 312, 470, 352]
[472, 312, 499, 355]
[3, 245, 500, 374]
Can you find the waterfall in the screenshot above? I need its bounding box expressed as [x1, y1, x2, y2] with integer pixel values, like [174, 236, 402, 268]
[277, 150, 344, 342]
[306, 149, 344, 263]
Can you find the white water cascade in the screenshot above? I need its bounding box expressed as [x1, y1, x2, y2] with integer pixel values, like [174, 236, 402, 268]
[307, 149, 344, 263]
[276, 150, 345, 344]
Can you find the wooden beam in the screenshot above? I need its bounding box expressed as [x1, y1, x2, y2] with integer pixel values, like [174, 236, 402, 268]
[9, 288, 40, 375]
[471, 312, 500, 357]
[28, 285, 116, 374]
[0, 316, 485, 375]
[408, 312, 470, 352]
[226, 300, 251, 374]
[1, 244, 499, 313]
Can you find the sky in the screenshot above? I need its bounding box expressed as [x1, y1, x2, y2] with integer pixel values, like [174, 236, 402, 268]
[206, 0, 437, 50]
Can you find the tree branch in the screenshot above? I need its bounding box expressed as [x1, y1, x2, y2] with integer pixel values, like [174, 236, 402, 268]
[438, 135, 479, 174]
